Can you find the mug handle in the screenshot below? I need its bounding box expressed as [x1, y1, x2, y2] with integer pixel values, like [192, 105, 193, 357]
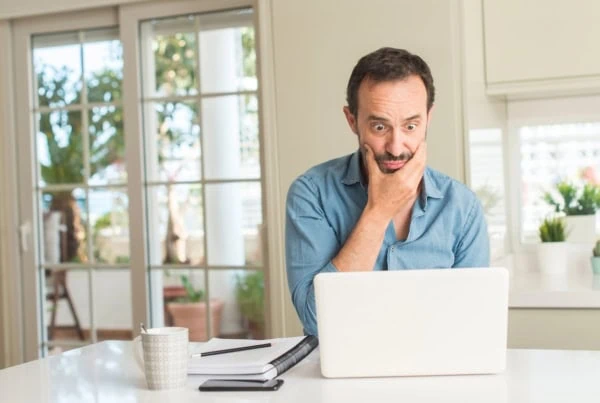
[133, 336, 144, 372]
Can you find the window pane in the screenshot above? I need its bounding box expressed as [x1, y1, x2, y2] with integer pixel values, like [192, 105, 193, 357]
[199, 23, 257, 93]
[468, 129, 507, 260]
[202, 95, 260, 180]
[146, 184, 204, 266]
[43, 268, 91, 347]
[158, 269, 211, 341]
[519, 122, 600, 242]
[142, 16, 198, 97]
[144, 102, 201, 182]
[84, 38, 123, 103]
[89, 106, 126, 185]
[41, 189, 88, 264]
[93, 269, 132, 341]
[209, 269, 264, 339]
[37, 111, 84, 186]
[90, 189, 129, 264]
[34, 41, 82, 108]
[205, 182, 262, 266]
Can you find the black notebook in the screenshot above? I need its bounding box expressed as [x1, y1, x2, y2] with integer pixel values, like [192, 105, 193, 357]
[188, 336, 318, 381]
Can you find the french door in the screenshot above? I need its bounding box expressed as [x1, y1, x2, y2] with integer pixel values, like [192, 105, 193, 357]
[13, 0, 268, 360]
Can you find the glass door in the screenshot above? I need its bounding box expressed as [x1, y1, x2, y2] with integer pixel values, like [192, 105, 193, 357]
[13, 10, 134, 358]
[13, 0, 266, 360]
[136, 6, 265, 341]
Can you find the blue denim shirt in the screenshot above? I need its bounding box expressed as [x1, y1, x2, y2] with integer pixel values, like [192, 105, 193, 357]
[285, 150, 490, 336]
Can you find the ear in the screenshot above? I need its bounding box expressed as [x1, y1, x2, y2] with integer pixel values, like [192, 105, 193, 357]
[343, 106, 358, 135]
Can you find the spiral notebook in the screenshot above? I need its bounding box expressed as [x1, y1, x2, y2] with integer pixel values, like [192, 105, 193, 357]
[188, 336, 318, 381]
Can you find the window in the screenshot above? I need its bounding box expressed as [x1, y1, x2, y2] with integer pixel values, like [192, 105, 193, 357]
[468, 96, 600, 260]
[519, 122, 600, 242]
[468, 129, 508, 261]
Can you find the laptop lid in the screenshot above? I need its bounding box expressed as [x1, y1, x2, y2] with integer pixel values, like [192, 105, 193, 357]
[314, 267, 508, 378]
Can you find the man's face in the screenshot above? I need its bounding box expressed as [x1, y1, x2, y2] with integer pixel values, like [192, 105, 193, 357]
[343, 75, 432, 174]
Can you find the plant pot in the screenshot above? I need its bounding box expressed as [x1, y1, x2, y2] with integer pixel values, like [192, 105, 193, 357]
[592, 257, 600, 275]
[166, 299, 224, 341]
[565, 215, 597, 244]
[247, 320, 265, 340]
[537, 242, 569, 275]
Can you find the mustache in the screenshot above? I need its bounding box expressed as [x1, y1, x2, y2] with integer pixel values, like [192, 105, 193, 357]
[375, 151, 413, 163]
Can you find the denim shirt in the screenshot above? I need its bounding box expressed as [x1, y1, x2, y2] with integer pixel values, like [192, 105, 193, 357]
[285, 150, 490, 336]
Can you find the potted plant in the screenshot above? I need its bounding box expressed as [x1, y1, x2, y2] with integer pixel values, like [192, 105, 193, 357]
[592, 240, 600, 275]
[543, 182, 600, 243]
[166, 275, 224, 341]
[537, 216, 569, 275]
[235, 271, 265, 339]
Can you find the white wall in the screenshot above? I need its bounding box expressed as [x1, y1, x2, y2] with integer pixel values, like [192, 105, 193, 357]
[270, 0, 466, 335]
[0, 0, 148, 19]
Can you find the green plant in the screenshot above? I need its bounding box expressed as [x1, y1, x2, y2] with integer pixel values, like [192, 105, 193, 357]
[174, 275, 204, 303]
[543, 181, 600, 215]
[593, 240, 600, 257]
[578, 184, 600, 214]
[539, 216, 567, 242]
[235, 271, 264, 325]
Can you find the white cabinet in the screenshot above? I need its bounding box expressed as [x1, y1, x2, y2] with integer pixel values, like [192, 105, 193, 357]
[483, 0, 600, 98]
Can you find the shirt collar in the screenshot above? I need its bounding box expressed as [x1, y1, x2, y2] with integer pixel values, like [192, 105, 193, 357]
[341, 149, 444, 202]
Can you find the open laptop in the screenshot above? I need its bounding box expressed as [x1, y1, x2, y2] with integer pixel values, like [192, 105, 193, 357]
[314, 267, 508, 378]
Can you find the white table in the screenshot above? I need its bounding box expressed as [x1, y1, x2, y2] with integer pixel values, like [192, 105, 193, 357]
[1, 341, 599, 402]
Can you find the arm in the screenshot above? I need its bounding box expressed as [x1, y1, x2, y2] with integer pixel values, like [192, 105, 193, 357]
[285, 177, 340, 336]
[453, 196, 490, 267]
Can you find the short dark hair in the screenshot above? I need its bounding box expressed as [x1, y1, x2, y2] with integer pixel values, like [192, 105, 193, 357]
[346, 47, 435, 117]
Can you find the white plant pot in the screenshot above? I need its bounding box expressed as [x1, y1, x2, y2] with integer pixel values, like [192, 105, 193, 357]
[565, 214, 597, 244]
[537, 242, 569, 275]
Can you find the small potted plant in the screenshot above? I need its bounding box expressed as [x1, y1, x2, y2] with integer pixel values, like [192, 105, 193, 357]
[235, 271, 265, 339]
[592, 240, 600, 275]
[543, 182, 600, 243]
[537, 216, 568, 275]
[166, 275, 224, 341]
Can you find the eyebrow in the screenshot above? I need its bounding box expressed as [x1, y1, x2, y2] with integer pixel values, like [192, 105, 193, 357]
[366, 114, 422, 123]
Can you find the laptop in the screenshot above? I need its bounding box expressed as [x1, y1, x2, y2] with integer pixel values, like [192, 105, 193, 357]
[314, 267, 508, 378]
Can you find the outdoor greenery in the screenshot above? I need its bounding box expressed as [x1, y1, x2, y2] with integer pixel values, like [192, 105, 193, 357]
[543, 181, 600, 216]
[538, 216, 567, 242]
[175, 274, 205, 303]
[235, 271, 264, 326]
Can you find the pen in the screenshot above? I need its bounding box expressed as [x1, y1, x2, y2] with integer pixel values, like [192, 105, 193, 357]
[191, 342, 272, 358]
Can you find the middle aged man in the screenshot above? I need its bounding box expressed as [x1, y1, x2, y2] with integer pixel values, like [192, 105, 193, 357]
[285, 47, 489, 336]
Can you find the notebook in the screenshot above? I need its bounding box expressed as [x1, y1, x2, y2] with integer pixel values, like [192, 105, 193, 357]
[314, 267, 509, 378]
[188, 336, 318, 381]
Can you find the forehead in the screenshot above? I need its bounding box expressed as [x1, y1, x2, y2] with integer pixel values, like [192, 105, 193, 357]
[357, 75, 427, 117]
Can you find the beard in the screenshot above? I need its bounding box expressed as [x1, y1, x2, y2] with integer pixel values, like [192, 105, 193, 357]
[374, 151, 413, 173]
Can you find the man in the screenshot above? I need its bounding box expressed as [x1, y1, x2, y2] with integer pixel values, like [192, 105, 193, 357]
[285, 47, 489, 336]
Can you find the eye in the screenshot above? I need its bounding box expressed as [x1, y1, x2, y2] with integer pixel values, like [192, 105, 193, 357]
[406, 123, 417, 131]
[372, 123, 386, 132]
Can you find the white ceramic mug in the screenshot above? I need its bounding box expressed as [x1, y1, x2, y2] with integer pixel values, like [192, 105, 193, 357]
[133, 327, 189, 390]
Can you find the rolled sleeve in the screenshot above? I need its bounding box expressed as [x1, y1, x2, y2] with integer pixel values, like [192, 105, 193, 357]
[453, 196, 490, 268]
[285, 177, 340, 336]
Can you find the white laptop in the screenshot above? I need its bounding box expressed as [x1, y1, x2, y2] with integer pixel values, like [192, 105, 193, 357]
[314, 267, 508, 378]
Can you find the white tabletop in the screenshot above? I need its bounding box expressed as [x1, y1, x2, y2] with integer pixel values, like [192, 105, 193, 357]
[1, 341, 599, 402]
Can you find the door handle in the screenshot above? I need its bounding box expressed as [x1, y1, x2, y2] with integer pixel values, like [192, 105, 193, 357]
[19, 221, 31, 252]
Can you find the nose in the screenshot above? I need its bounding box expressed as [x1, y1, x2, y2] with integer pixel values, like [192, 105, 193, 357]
[385, 129, 408, 157]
